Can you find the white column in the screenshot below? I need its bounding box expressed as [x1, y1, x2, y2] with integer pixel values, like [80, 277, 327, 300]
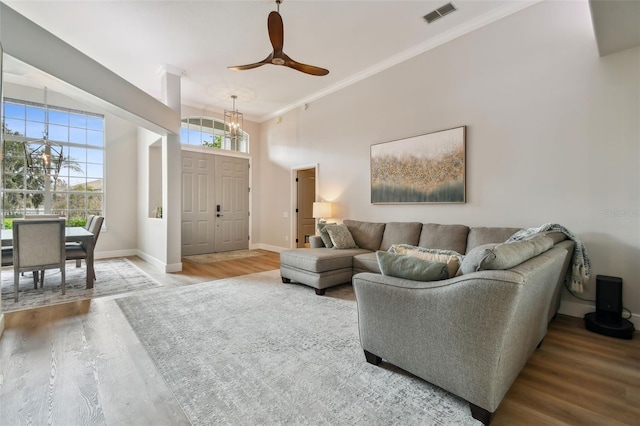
[159, 65, 184, 272]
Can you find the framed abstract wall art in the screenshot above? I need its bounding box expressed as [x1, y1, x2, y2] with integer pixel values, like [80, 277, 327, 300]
[370, 126, 466, 204]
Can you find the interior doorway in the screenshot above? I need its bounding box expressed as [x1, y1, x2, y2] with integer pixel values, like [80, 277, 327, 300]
[295, 167, 316, 248]
[181, 151, 249, 256]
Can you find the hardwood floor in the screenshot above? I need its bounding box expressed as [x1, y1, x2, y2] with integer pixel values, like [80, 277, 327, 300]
[492, 315, 639, 425]
[0, 250, 638, 425]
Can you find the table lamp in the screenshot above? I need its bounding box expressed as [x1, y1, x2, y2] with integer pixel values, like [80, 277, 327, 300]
[312, 202, 332, 224]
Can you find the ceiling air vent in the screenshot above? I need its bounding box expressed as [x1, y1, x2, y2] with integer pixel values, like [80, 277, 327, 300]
[423, 2, 457, 24]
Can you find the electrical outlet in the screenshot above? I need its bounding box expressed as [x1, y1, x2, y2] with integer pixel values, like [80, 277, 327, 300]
[283, 212, 289, 218]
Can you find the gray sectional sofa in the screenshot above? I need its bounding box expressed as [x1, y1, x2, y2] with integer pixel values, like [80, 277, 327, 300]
[280, 220, 524, 294]
[280, 220, 575, 424]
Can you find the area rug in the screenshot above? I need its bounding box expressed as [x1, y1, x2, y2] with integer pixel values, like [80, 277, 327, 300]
[184, 249, 265, 264]
[116, 270, 480, 425]
[1, 258, 162, 312]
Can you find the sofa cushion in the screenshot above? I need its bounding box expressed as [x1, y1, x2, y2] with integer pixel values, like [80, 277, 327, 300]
[418, 223, 470, 254]
[379, 222, 422, 251]
[317, 223, 333, 248]
[389, 244, 463, 277]
[479, 240, 537, 271]
[353, 252, 380, 273]
[376, 251, 449, 282]
[525, 234, 554, 256]
[325, 224, 358, 249]
[466, 227, 522, 253]
[538, 231, 567, 245]
[280, 248, 368, 273]
[460, 236, 554, 274]
[344, 220, 386, 252]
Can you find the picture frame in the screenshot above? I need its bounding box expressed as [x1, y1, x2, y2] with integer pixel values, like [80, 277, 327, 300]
[370, 126, 466, 204]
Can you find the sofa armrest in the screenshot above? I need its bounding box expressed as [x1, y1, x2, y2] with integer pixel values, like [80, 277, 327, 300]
[309, 235, 325, 248]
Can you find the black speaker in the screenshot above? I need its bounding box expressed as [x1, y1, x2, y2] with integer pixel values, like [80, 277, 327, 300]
[596, 275, 623, 325]
[584, 275, 634, 339]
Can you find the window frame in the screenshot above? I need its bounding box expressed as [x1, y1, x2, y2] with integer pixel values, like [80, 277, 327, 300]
[1, 97, 105, 225]
[180, 116, 249, 153]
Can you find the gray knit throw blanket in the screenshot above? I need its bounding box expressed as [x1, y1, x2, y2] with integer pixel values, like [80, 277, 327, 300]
[507, 223, 591, 293]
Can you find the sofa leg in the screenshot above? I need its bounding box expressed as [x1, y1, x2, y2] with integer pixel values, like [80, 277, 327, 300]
[469, 403, 493, 425]
[363, 350, 382, 366]
[537, 338, 544, 349]
[315, 288, 326, 296]
[281, 277, 291, 283]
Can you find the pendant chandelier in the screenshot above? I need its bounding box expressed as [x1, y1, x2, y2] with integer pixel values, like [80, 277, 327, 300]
[224, 95, 244, 147]
[23, 87, 64, 176]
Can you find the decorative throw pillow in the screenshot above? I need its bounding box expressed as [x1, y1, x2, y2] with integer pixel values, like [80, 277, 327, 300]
[389, 244, 463, 277]
[459, 243, 497, 274]
[317, 223, 333, 248]
[325, 224, 358, 249]
[376, 251, 449, 282]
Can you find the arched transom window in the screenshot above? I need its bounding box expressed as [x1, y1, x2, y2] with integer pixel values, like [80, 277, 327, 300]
[180, 117, 249, 153]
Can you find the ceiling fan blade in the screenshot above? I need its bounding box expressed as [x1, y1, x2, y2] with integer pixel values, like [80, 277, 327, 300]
[283, 54, 329, 76]
[268, 11, 284, 53]
[228, 62, 267, 71]
[228, 53, 274, 71]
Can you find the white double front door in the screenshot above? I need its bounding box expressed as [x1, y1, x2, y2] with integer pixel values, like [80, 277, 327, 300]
[181, 151, 249, 256]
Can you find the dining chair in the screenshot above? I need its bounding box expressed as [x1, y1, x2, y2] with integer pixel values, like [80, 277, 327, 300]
[85, 215, 96, 230]
[66, 216, 104, 279]
[12, 218, 66, 302]
[19, 215, 62, 279]
[74, 214, 96, 267]
[24, 214, 61, 219]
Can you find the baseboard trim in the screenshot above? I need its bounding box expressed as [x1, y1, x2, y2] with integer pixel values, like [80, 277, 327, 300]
[165, 262, 183, 273]
[559, 300, 638, 330]
[134, 250, 182, 273]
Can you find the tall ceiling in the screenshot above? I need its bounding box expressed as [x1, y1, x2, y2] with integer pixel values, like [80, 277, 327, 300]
[3, 0, 538, 122]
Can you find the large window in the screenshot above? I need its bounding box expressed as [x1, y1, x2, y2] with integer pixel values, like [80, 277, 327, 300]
[180, 117, 249, 153]
[1, 97, 104, 226]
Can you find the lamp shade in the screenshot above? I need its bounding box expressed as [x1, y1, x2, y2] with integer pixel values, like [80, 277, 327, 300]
[312, 202, 332, 219]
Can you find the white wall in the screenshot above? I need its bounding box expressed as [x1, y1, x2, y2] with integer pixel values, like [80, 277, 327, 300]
[257, 1, 640, 320]
[136, 128, 166, 269]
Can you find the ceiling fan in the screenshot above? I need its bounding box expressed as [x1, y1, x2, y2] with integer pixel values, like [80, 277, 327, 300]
[228, 0, 329, 76]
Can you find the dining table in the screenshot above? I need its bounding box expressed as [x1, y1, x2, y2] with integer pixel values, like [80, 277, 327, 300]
[1, 227, 96, 289]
